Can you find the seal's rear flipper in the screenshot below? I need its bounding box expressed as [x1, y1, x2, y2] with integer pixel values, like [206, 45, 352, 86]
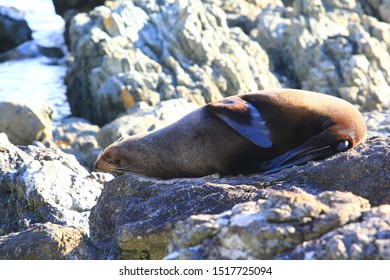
[208, 96, 272, 148]
[261, 138, 339, 174]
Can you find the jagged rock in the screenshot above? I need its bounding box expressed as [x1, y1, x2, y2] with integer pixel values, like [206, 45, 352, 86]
[0, 133, 104, 235]
[165, 191, 377, 260]
[0, 6, 32, 53]
[252, 0, 390, 110]
[0, 222, 97, 260]
[66, 0, 280, 125]
[283, 205, 390, 259]
[53, 117, 101, 169]
[88, 174, 268, 259]
[88, 136, 390, 259]
[96, 98, 199, 148]
[0, 101, 53, 145]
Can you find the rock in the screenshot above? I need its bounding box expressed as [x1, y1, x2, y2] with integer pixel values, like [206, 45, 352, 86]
[89, 174, 268, 259]
[66, 0, 280, 125]
[88, 136, 390, 259]
[96, 98, 199, 148]
[53, 117, 101, 169]
[363, 109, 390, 137]
[0, 133, 104, 235]
[52, 0, 106, 17]
[283, 205, 390, 260]
[0, 222, 97, 260]
[0, 101, 53, 145]
[165, 191, 376, 260]
[253, 0, 390, 110]
[363, 0, 390, 23]
[0, 40, 40, 62]
[0, 6, 32, 53]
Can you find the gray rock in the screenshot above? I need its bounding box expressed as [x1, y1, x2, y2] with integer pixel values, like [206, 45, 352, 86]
[0, 101, 53, 145]
[96, 98, 199, 148]
[363, 109, 390, 137]
[88, 136, 390, 259]
[0, 222, 97, 260]
[0, 6, 32, 53]
[0, 133, 104, 235]
[66, 0, 280, 125]
[363, 0, 390, 23]
[53, 117, 101, 169]
[253, 0, 390, 110]
[166, 191, 377, 260]
[89, 173, 268, 259]
[283, 205, 390, 259]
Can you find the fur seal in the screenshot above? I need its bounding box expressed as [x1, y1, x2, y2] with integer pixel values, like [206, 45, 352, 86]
[95, 89, 367, 179]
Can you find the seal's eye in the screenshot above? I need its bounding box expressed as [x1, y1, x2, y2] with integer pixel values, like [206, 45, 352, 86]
[336, 140, 350, 152]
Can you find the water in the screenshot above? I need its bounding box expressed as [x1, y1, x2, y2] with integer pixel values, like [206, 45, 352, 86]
[0, 0, 70, 123]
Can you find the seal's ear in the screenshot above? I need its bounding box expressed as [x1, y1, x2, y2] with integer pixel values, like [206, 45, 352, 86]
[207, 96, 272, 148]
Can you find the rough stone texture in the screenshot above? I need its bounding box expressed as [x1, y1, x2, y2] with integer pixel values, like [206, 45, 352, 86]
[66, 0, 280, 126]
[96, 97, 199, 148]
[88, 136, 390, 259]
[53, 117, 101, 170]
[0, 133, 104, 235]
[0, 222, 96, 260]
[165, 191, 376, 260]
[363, 109, 390, 137]
[252, 0, 390, 110]
[283, 205, 390, 260]
[0, 6, 32, 53]
[89, 174, 268, 259]
[0, 101, 53, 145]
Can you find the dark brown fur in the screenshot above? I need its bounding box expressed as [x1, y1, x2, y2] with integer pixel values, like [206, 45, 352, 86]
[95, 89, 367, 178]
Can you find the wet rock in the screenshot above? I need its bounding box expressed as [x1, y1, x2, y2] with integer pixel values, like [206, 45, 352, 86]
[88, 136, 390, 259]
[96, 98, 199, 148]
[0, 222, 96, 260]
[53, 117, 101, 170]
[0, 133, 104, 235]
[0, 6, 32, 53]
[66, 0, 280, 125]
[166, 191, 376, 260]
[0, 40, 40, 62]
[253, 0, 390, 110]
[0, 101, 53, 145]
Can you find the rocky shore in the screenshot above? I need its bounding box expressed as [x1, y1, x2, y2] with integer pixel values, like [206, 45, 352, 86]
[0, 0, 389, 260]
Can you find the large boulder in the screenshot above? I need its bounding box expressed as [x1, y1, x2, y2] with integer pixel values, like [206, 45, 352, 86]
[88, 136, 390, 259]
[65, 0, 280, 125]
[253, 0, 390, 110]
[0, 6, 32, 53]
[0, 133, 104, 235]
[0, 101, 53, 145]
[166, 191, 390, 260]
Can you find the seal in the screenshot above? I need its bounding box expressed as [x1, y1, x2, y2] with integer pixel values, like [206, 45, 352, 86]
[95, 89, 367, 179]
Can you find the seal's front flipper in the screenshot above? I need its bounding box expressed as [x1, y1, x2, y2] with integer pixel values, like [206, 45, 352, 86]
[207, 96, 272, 148]
[261, 138, 340, 174]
